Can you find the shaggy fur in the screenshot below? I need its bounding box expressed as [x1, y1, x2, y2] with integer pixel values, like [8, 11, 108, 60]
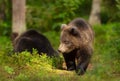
[12, 29, 58, 57]
[58, 18, 94, 75]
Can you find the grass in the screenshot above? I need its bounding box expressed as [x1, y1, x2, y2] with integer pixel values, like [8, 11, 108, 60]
[0, 23, 120, 81]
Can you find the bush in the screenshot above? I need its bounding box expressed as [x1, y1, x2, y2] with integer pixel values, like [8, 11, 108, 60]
[26, 0, 91, 32]
[101, 0, 120, 23]
[93, 23, 120, 75]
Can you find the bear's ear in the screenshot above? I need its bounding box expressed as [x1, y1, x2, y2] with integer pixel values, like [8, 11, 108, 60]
[61, 24, 67, 30]
[69, 27, 79, 36]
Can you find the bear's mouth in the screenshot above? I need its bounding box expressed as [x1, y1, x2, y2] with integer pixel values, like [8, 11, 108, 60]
[58, 47, 77, 54]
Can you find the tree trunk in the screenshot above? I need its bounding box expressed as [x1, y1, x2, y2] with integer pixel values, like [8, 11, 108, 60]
[12, 0, 26, 36]
[89, 0, 101, 25]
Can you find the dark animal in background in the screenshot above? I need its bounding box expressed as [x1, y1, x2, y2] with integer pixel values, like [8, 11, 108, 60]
[58, 18, 94, 75]
[12, 29, 58, 57]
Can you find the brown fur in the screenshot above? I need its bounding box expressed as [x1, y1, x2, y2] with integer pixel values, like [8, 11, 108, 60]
[12, 29, 58, 57]
[58, 18, 94, 75]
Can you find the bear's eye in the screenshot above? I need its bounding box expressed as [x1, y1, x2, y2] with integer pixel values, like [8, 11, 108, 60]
[64, 41, 69, 44]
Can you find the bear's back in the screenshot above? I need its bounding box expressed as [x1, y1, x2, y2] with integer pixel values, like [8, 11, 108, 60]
[13, 29, 58, 56]
[68, 18, 91, 30]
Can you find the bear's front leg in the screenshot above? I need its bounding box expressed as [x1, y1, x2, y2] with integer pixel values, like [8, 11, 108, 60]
[63, 53, 76, 71]
[76, 53, 91, 75]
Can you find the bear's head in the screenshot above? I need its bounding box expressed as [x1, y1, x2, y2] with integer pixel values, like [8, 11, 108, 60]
[58, 24, 82, 53]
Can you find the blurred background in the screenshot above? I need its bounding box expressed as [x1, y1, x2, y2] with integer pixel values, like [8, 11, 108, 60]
[0, 0, 120, 36]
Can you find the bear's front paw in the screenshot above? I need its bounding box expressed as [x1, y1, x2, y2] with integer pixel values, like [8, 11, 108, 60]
[67, 66, 76, 71]
[76, 66, 85, 75]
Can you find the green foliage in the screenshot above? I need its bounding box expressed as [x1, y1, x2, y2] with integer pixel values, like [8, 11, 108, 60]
[0, 46, 64, 80]
[0, 0, 120, 36]
[0, 0, 11, 36]
[4, 66, 14, 74]
[26, 0, 120, 31]
[26, 0, 91, 32]
[43, 31, 60, 49]
[93, 23, 120, 75]
[6, 50, 62, 70]
[0, 21, 11, 36]
[15, 73, 29, 81]
[101, 0, 120, 23]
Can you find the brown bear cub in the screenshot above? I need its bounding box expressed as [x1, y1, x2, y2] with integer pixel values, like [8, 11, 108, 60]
[12, 29, 58, 57]
[58, 18, 94, 75]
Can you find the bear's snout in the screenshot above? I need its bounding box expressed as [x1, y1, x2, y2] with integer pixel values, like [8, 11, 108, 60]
[58, 44, 67, 53]
[58, 45, 63, 53]
[58, 44, 72, 53]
